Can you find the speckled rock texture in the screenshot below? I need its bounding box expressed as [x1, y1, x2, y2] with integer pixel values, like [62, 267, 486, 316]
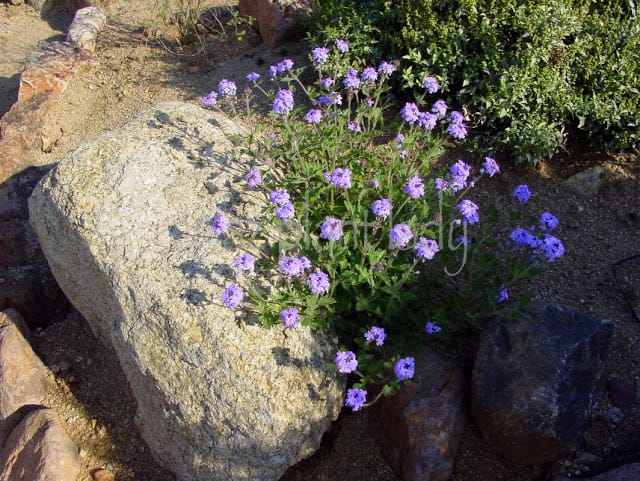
[28, 102, 344, 481]
[471, 304, 613, 464]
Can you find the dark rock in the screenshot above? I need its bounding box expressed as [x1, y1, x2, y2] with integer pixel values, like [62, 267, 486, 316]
[553, 463, 640, 481]
[471, 305, 613, 463]
[608, 378, 636, 409]
[369, 348, 466, 481]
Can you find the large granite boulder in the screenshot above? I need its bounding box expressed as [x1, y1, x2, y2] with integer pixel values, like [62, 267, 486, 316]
[369, 347, 466, 481]
[29, 102, 344, 481]
[471, 305, 613, 463]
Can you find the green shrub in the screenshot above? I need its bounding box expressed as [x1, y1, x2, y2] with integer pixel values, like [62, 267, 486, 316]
[309, 0, 640, 163]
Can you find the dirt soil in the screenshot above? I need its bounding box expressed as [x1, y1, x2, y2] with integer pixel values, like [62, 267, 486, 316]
[1, 1, 639, 481]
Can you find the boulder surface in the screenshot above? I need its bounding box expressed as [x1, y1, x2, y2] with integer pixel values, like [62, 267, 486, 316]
[29, 102, 344, 481]
[471, 304, 613, 463]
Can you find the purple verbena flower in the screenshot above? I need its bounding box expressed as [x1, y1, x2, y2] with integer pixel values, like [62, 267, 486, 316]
[221, 284, 243, 308]
[348, 120, 361, 132]
[273, 89, 294, 115]
[415, 237, 440, 260]
[432, 99, 448, 118]
[400, 102, 421, 124]
[448, 111, 465, 124]
[510, 227, 541, 249]
[361, 67, 378, 83]
[233, 253, 256, 273]
[540, 234, 565, 262]
[371, 198, 392, 219]
[305, 109, 322, 124]
[391, 224, 413, 248]
[364, 326, 386, 346]
[308, 271, 330, 295]
[418, 112, 438, 131]
[513, 184, 532, 204]
[394, 357, 415, 381]
[540, 212, 559, 231]
[279, 256, 304, 277]
[246, 72, 260, 83]
[320, 217, 343, 241]
[447, 121, 467, 139]
[311, 47, 329, 65]
[378, 61, 395, 76]
[321, 77, 334, 89]
[275, 59, 293, 74]
[395, 133, 405, 148]
[449, 160, 471, 192]
[201, 91, 218, 106]
[335, 350, 358, 373]
[403, 176, 425, 199]
[496, 285, 509, 303]
[345, 388, 367, 411]
[425, 321, 442, 334]
[275, 202, 295, 220]
[299, 256, 312, 271]
[324, 168, 352, 189]
[245, 168, 262, 188]
[423, 76, 440, 93]
[343, 69, 361, 89]
[210, 213, 230, 236]
[457, 199, 480, 224]
[218, 79, 236, 97]
[481, 157, 500, 177]
[269, 189, 290, 206]
[434, 178, 447, 190]
[280, 308, 300, 328]
[336, 39, 349, 53]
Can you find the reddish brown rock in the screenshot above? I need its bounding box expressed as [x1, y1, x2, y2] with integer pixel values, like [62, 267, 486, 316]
[0, 309, 48, 448]
[0, 408, 80, 481]
[239, 0, 312, 47]
[369, 348, 466, 481]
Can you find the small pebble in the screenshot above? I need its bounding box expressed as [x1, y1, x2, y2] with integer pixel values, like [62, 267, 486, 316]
[92, 469, 115, 481]
[608, 406, 624, 424]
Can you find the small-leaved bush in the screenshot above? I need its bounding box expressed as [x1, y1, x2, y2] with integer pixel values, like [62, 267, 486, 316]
[200, 41, 565, 410]
[309, 0, 640, 164]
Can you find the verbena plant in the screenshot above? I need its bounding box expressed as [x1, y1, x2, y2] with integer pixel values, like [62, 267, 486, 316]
[201, 41, 565, 410]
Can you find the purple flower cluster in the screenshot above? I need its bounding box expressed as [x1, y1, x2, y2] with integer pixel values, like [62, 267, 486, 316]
[458, 199, 480, 224]
[320, 217, 343, 241]
[343, 69, 361, 89]
[279, 256, 312, 277]
[371, 198, 392, 219]
[447, 111, 467, 139]
[361, 67, 378, 83]
[320, 77, 334, 89]
[539, 212, 559, 231]
[432, 100, 448, 118]
[269, 59, 294, 78]
[364, 326, 386, 346]
[273, 89, 294, 115]
[415, 237, 440, 260]
[311, 47, 329, 65]
[436, 160, 472, 193]
[400, 102, 421, 124]
[269, 188, 295, 219]
[513, 184, 531, 204]
[348, 120, 361, 132]
[305, 109, 322, 124]
[201, 91, 218, 106]
[403, 176, 425, 199]
[218, 79, 236, 97]
[280, 308, 300, 328]
[345, 388, 366, 411]
[418, 112, 438, 131]
[308, 271, 330, 295]
[210, 213, 229, 236]
[324, 168, 352, 189]
[246, 72, 260, 83]
[336, 39, 349, 53]
[394, 357, 415, 381]
[510, 225, 565, 263]
[275, 203, 295, 220]
[425, 321, 442, 334]
[335, 350, 358, 373]
[221, 284, 243, 308]
[423, 76, 440, 93]
[391, 224, 413, 248]
[480, 157, 500, 177]
[245, 168, 262, 188]
[496, 286, 509, 303]
[233, 253, 256, 273]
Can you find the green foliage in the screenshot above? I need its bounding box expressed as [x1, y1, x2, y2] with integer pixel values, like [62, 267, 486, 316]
[309, 0, 640, 163]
